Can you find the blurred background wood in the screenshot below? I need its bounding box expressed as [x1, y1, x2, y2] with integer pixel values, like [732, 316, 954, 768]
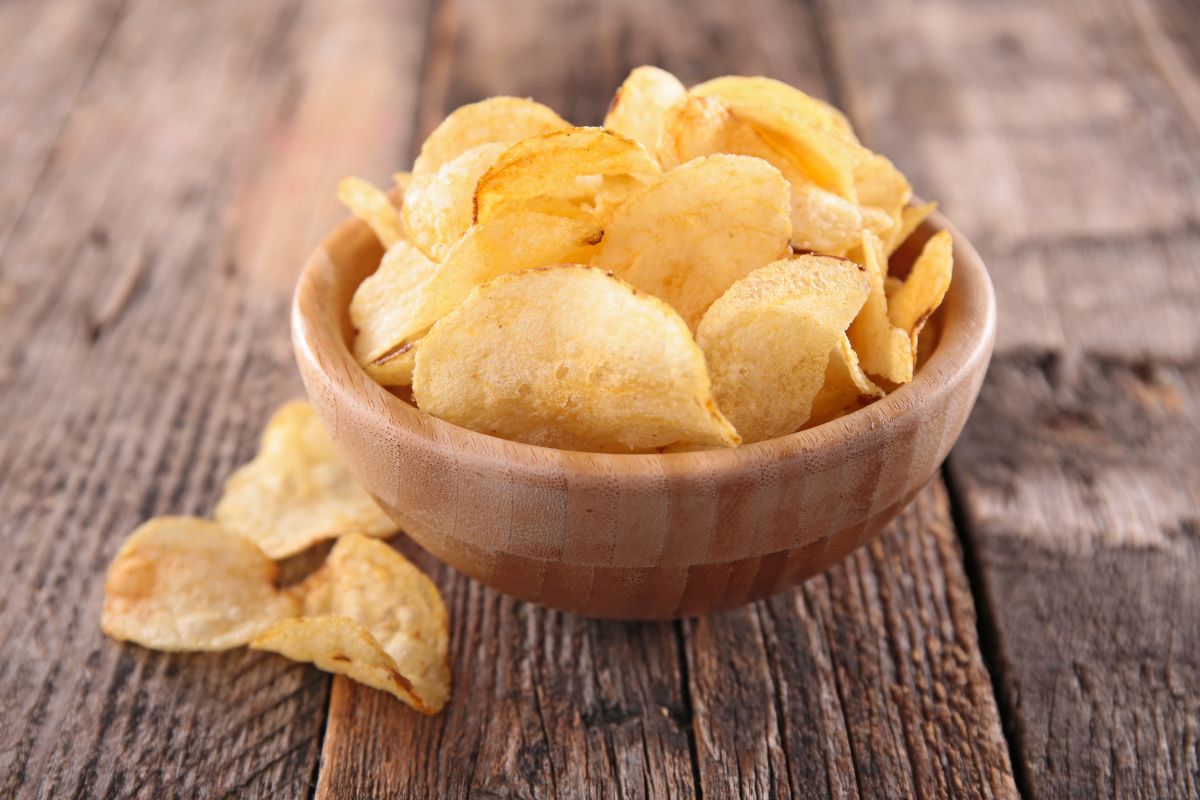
[0, 0, 1194, 798]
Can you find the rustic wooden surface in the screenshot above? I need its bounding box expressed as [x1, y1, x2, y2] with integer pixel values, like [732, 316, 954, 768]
[0, 2, 1193, 800]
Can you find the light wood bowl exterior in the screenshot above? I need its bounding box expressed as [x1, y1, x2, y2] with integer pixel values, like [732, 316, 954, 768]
[292, 210, 995, 619]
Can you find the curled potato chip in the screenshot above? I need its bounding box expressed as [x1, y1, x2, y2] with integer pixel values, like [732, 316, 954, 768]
[847, 231, 915, 384]
[413, 265, 739, 452]
[594, 154, 792, 328]
[690, 75, 857, 141]
[101, 517, 298, 651]
[397, 212, 603, 352]
[886, 201, 937, 255]
[338, 177, 406, 248]
[603, 66, 686, 155]
[215, 401, 398, 558]
[411, 96, 568, 180]
[790, 182, 892, 257]
[807, 334, 885, 427]
[403, 142, 507, 261]
[853, 153, 911, 221]
[351, 241, 439, 386]
[474, 127, 660, 225]
[889, 230, 953, 345]
[254, 534, 450, 714]
[696, 255, 870, 443]
[657, 97, 879, 255]
[657, 95, 794, 176]
[728, 103, 865, 199]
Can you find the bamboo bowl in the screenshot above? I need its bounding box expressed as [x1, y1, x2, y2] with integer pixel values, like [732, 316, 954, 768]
[292, 210, 994, 619]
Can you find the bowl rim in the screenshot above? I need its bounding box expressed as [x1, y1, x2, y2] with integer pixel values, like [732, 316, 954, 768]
[293, 207, 996, 479]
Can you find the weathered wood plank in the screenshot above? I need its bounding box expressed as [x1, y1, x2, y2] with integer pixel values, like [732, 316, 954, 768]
[824, 0, 1200, 795]
[821, 0, 1200, 359]
[952, 356, 1200, 800]
[0, 0, 429, 796]
[313, 1, 1016, 797]
[685, 483, 1016, 800]
[317, 540, 697, 800]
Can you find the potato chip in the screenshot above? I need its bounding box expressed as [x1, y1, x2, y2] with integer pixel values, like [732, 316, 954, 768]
[690, 75, 857, 141]
[657, 97, 880, 256]
[696, 255, 870, 443]
[351, 241, 439, 386]
[413, 265, 739, 452]
[657, 95, 796, 176]
[807, 334, 885, 427]
[888, 230, 953, 345]
[395, 212, 603, 353]
[852, 152, 911, 233]
[847, 231, 915, 384]
[403, 142, 507, 261]
[886, 200, 937, 255]
[594, 154, 791, 328]
[411, 96, 568, 180]
[254, 534, 450, 714]
[728, 103, 865, 199]
[338, 176, 406, 248]
[101, 517, 299, 651]
[215, 401, 398, 558]
[790, 182, 891, 257]
[393, 170, 412, 192]
[474, 127, 660, 225]
[603, 66, 686, 155]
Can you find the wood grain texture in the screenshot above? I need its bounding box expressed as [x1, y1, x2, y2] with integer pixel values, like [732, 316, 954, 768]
[952, 356, 1199, 800]
[316, 539, 697, 799]
[0, 0, 429, 796]
[685, 482, 1016, 800]
[822, 0, 1200, 795]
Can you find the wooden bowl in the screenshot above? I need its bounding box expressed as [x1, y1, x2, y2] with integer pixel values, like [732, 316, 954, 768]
[292, 211, 994, 619]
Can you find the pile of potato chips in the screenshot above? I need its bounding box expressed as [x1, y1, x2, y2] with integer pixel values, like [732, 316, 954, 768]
[343, 68, 952, 451]
[101, 401, 450, 715]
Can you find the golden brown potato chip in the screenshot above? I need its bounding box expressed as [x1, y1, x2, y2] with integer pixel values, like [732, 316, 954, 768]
[393, 171, 412, 192]
[403, 142, 507, 261]
[350, 241, 439, 386]
[657, 95, 795, 176]
[807, 334, 885, 427]
[413, 265, 739, 452]
[397, 212, 603, 352]
[338, 176, 406, 248]
[729, 103, 865, 199]
[889, 230, 953, 346]
[689, 75, 857, 141]
[215, 401, 398, 558]
[101, 517, 299, 651]
[886, 201, 937, 255]
[254, 534, 450, 714]
[847, 231, 915, 384]
[411, 96, 568, 180]
[790, 182, 891, 257]
[474, 127, 660, 225]
[657, 97, 883, 256]
[592, 153, 796, 328]
[852, 152, 911, 235]
[594, 154, 792, 328]
[696, 255, 870, 443]
[603, 66, 686, 155]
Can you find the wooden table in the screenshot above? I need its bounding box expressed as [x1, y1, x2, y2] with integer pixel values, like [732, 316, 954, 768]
[2, 0, 1196, 797]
